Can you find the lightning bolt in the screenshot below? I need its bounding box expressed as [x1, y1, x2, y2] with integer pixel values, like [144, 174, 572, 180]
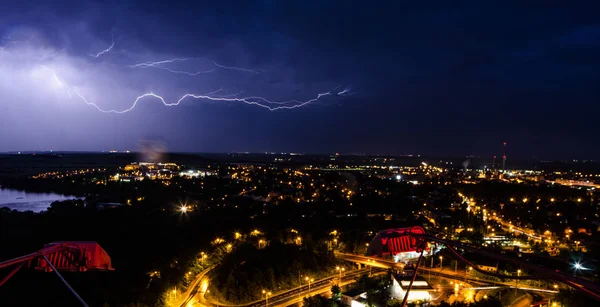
[337, 86, 356, 96]
[217, 90, 243, 98]
[90, 37, 115, 58]
[40, 65, 65, 87]
[129, 57, 259, 75]
[210, 60, 260, 73]
[72, 89, 332, 113]
[39, 65, 344, 113]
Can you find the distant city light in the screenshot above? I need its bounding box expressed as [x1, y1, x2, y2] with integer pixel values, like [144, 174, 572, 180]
[395, 174, 402, 180]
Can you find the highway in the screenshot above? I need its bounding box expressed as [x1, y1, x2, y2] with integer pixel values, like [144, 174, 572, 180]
[180, 266, 380, 307]
[336, 252, 560, 293]
[180, 251, 563, 307]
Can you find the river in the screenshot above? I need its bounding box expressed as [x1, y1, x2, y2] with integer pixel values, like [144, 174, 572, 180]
[0, 187, 78, 212]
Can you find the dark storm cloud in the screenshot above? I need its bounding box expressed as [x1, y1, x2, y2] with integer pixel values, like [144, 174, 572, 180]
[1, 1, 599, 158]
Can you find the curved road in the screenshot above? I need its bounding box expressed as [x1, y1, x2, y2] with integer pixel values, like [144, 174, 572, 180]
[181, 266, 379, 307]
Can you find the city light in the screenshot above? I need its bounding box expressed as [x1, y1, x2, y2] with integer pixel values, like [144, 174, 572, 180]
[179, 205, 188, 213]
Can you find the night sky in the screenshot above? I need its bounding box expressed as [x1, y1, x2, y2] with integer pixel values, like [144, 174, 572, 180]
[1, 1, 599, 159]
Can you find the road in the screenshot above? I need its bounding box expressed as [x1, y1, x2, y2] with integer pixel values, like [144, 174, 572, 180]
[180, 252, 560, 307]
[337, 252, 560, 293]
[178, 266, 213, 307]
[180, 265, 380, 307]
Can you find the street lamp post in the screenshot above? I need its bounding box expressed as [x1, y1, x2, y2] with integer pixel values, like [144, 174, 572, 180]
[262, 290, 271, 307]
[515, 269, 521, 295]
[305, 277, 314, 296]
[336, 267, 345, 283]
[439, 256, 443, 271]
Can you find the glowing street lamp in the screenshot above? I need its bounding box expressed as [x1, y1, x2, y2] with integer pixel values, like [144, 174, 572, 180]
[336, 266, 346, 282]
[262, 290, 272, 307]
[573, 262, 585, 276]
[439, 256, 443, 269]
[305, 277, 314, 296]
[179, 205, 188, 213]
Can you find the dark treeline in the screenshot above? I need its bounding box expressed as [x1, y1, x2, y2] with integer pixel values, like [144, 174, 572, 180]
[210, 241, 338, 303]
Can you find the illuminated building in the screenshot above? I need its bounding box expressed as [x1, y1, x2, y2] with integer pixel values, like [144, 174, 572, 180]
[390, 275, 432, 302]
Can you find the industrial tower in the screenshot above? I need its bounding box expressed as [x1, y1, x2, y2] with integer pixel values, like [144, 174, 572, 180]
[502, 142, 507, 171]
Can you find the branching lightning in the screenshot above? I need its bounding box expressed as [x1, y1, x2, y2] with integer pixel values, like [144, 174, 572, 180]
[72, 89, 333, 113]
[90, 37, 115, 58]
[129, 57, 259, 75]
[217, 90, 243, 98]
[336, 86, 356, 96]
[40, 65, 338, 113]
[210, 60, 260, 73]
[40, 65, 65, 87]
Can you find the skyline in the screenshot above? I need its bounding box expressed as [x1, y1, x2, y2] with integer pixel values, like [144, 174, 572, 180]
[1, 1, 599, 158]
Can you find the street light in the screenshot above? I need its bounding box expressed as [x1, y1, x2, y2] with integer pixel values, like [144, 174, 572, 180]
[439, 256, 443, 269]
[336, 266, 345, 283]
[305, 277, 314, 296]
[573, 262, 585, 276]
[515, 269, 521, 295]
[262, 290, 272, 307]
